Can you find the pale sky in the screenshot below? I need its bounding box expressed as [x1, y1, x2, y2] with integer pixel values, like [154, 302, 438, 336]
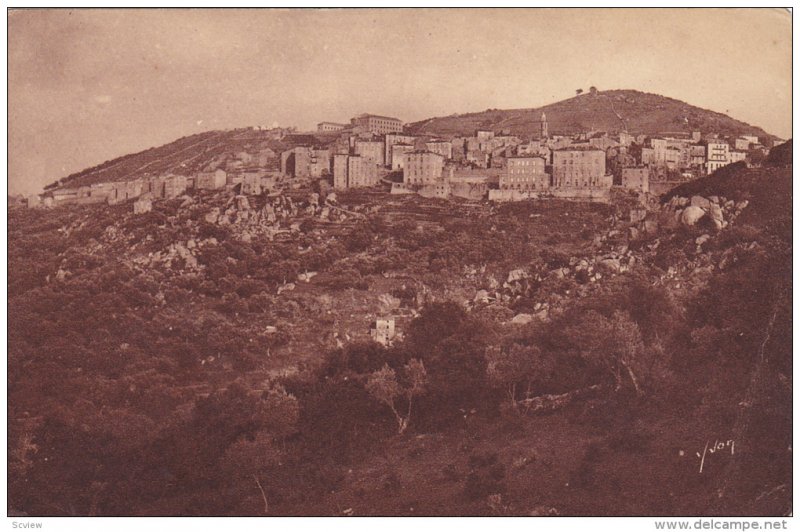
[8, 8, 792, 195]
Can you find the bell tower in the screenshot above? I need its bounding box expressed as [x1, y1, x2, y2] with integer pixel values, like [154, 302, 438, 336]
[540, 112, 549, 139]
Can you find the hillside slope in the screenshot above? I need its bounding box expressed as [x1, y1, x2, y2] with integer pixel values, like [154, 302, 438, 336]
[49, 129, 335, 191]
[408, 89, 774, 139]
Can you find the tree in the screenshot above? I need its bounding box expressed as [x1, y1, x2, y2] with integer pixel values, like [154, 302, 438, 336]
[576, 88, 584, 95]
[365, 359, 427, 434]
[565, 310, 649, 396]
[486, 344, 550, 408]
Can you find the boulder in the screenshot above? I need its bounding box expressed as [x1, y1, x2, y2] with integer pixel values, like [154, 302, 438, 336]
[277, 283, 296, 295]
[507, 269, 528, 283]
[205, 208, 220, 224]
[474, 289, 490, 304]
[511, 313, 534, 325]
[598, 258, 621, 273]
[690, 195, 712, 210]
[708, 203, 725, 230]
[681, 206, 706, 226]
[695, 234, 711, 246]
[297, 271, 318, 283]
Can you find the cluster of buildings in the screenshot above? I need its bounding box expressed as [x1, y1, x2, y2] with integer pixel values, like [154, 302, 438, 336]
[301, 111, 771, 202]
[33, 111, 774, 210]
[29, 148, 281, 209]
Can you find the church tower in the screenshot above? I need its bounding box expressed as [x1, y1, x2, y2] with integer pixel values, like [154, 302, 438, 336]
[540, 112, 549, 139]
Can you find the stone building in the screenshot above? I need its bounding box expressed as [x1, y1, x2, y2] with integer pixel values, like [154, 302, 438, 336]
[350, 114, 403, 135]
[425, 140, 453, 161]
[552, 147, 607, 187]
[196, 169, 228, 190]
[354, 139, 386, 166]
[621, 166, 649, 193]
[706, 140, 730, 174]
[476, 129, 495, 142]
[317, 122, 347, 132]
[403, 151, 444, 185]
[690, 145, 706, 167]
[281, 147, 331, 178]
[370, 318, 396, 346]
[729, 150, 747, 164]
[500, 156, 549, 191]
[333, 154, 379, 189]
[385, 133, 416, 162]
[390, 144, 415, 170]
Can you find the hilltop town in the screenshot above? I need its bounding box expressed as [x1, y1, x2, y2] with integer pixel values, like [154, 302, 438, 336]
[25, 89, 780, 212]
[9, 90, 792, 517]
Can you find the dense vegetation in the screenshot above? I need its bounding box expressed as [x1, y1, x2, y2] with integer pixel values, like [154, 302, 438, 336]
[8, 164, 791, 516]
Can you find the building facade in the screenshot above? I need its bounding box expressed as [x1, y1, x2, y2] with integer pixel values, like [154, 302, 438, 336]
[317, 122, 347, 132]
[385, 134, 417, 162]
[350, 114, 403, 135]
[706, 140, 730, 174]
[403, 151, 445, 185]
[552, 147, 606, 187]
[196, 169, 228, 190]
[390, 144, 415, 170]
[500, 156, 548, 191]
[621, 167, 649, 193]
[354, 139, 386, 166]
[424, 140, 453, 161]
[281, 147, 331, 178]
[333, 154, 379, 189]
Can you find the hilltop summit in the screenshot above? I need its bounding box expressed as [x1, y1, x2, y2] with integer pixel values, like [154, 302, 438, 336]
[407, 89, 773, 139]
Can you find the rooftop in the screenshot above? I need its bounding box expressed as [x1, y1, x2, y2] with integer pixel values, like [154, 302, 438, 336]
[353, 113, 403, 122]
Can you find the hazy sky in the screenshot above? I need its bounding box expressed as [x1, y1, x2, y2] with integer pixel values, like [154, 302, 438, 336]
[8, 8, 792, 195]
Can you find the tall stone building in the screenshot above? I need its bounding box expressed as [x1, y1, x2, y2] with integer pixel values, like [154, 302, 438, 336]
[354, 139, 386, 166]
[552, 147, 607, 187]
[501, 156, 549, 191]
[706, 140, 731, 174]
[403, 151, 444, 185]
[390, 144, 415, 170]
[333, 154, 379, 189]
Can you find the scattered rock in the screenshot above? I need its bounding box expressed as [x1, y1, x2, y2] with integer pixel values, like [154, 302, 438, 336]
[507, 268, 528, 283]
[598, 258, 621, 274]
[708, 203, 725, 230]
[690, 195, 711, 210]
[474, 289, 490, 304]
[680, 206, 706, 226]
[511, 313, 534, 325]
[695, 234, 711, 246]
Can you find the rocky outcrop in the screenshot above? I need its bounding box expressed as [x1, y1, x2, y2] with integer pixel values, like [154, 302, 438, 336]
[680, 205, 706, 226]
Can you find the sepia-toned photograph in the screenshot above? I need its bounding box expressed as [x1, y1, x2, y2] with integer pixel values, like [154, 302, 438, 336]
[6, 6, 793, 525]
